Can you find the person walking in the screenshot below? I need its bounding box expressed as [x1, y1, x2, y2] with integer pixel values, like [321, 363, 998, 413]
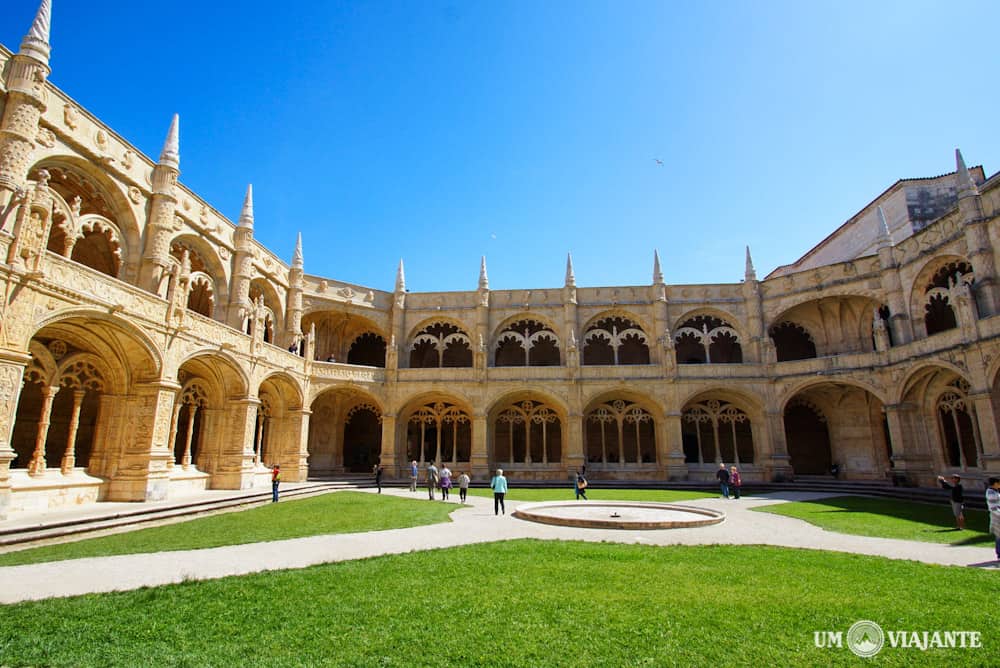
[937, 474, 965, 530]
[716, 462, 730, 499]
[271, 464, 281, 503]
[375, 463, 384, 494]
[439, 465, 452, 501]
[575, 470, 588, 500]
[490, 468, 508, 515]
[457, 471, 470, 502]
[409, 460, 419, 492]
[729, 466, 742, 500]
[426, 462, 439, 500]
[987, 477, 1000, 561]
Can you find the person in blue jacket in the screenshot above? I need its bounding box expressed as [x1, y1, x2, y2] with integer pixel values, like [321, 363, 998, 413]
[490, 468, 508, 515]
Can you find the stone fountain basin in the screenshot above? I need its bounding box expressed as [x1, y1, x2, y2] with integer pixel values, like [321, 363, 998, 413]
[513, 501, 725, 530]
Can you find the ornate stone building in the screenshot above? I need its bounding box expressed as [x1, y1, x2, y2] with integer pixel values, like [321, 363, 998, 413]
[2, 2, 1000, 517]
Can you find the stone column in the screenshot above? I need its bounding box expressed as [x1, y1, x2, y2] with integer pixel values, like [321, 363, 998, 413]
[564, 411, 585, 475]
[764, 410, 793, 481]
[210, 397, 261, 489]
[181, 404, 198, 470]
[59, 389, 86, 474]
[969, 392, 1000, 476]
[285, 407, 311, 482]
[106, 383, 177, 501]
[658, 412, 688, 480]
[0, 352, 30, 519]
[378, 413, 398, 476]
[883, 403, 934, 486]
[27, 385, 58, 476]
[470, 413, 490, 481]
[165, 400, 182, 469]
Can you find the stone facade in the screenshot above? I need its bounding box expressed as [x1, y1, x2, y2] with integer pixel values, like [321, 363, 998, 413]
[2, 2, 1000, 518]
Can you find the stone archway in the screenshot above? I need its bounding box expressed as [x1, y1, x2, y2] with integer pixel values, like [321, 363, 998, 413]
[783, 399, 832, 475]
[783, 382, 890, 480]
[307, 389, 382, 475]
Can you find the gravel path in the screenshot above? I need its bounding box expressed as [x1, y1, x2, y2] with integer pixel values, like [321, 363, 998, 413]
[1, 488, 996, 604]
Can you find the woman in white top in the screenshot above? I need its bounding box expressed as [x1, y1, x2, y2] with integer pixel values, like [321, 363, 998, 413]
[987, 477, 1000, 562]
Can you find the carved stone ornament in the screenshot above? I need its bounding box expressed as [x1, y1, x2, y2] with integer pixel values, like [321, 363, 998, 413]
[95, 129, 109, 151]
[47, 339, 68, 359]
[121, 150, 134, 170]
[63, 104, 79, 130]
[217, 246, 230, 260]
[128, 186, 142, 205]
[35, 127, 56, 148]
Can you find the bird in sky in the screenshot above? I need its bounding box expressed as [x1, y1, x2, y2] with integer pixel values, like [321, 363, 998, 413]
[653, 158, 664, 166]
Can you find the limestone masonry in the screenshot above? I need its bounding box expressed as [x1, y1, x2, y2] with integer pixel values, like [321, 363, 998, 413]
[2, 1, 999, 518]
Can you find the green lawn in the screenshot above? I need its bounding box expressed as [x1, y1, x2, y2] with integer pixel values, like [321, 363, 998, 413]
[0, 491, 456, 567]
[753, 495, 992, 545]
[0, 541, 994, 666]
[466, 487, 712, 502]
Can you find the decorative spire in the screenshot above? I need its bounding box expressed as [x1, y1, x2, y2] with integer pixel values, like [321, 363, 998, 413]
[478, 256, 489, 290]
[238, 184, 253, 229]
[292, 232, 303, 268]
[19, 0, 52, 65]
[653, 249, 664, 284]
[565, 253, 576, 287]
[876, 206, 892, 248]
[955, 148, 978, 195]
[395, 258, 406, 292]
[744, 246, 756, 281]
[159, 114, 180, 169]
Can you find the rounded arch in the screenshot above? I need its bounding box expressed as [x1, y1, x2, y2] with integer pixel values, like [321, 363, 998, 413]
[487, 388, 570, 420]
[256, 372, 304, 412]
[908, 254, 973, 337]
[583, 390, 659, 466]
[169, 234, 229, 313]
[488, 389, 566, 467]
[671, 307, 746, 341]
[399, 391, 474, 467]
[779, 377, 888, 413]
[492, 314, 561, 367]
[308, 387, 385, 475]
[581, 312, 651, 366]
[303, 311, 389, 364]
[678, 386, 763, 415]
[896, 361, 970, 406]
[29, 309, 163, 385]
[680, 389, 758, 467]
[248, 277, 286, 343]
[406, 315, 475, 343]
[580, 309, 654, 339]
[491, 312, 562, 344]
[582, 388, 664, 416]
[31, 156, 141, 279]
[672, 309, 745, 364]
[173, 349, 251, 399]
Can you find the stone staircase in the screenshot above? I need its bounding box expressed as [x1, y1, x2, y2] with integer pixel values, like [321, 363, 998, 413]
[0, 480, 357, 548]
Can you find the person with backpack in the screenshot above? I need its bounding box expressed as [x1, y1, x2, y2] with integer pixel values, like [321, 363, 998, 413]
[271, 464, 281, 503]
[426, 462, 439, 500]
[575, 470, 588, 500]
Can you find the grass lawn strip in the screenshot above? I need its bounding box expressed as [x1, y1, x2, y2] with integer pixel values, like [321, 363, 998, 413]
[465, 487, 712, 502]
[0, 541, 993, 667]
[753, 495, 991, 546]
[0, 491, 456, 567]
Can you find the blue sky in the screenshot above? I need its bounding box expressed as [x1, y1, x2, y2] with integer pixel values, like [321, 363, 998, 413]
[4, 1, 1000, 292]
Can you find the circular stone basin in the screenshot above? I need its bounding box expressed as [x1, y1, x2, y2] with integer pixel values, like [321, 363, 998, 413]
[513, 501, 725, 530]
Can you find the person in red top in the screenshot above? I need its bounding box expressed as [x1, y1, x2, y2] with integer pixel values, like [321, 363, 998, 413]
[729, 466, 742, 500]
[271, 464, 281, 503]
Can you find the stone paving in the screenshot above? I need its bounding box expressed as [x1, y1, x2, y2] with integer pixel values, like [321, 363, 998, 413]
[0, 488, 996, 604]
